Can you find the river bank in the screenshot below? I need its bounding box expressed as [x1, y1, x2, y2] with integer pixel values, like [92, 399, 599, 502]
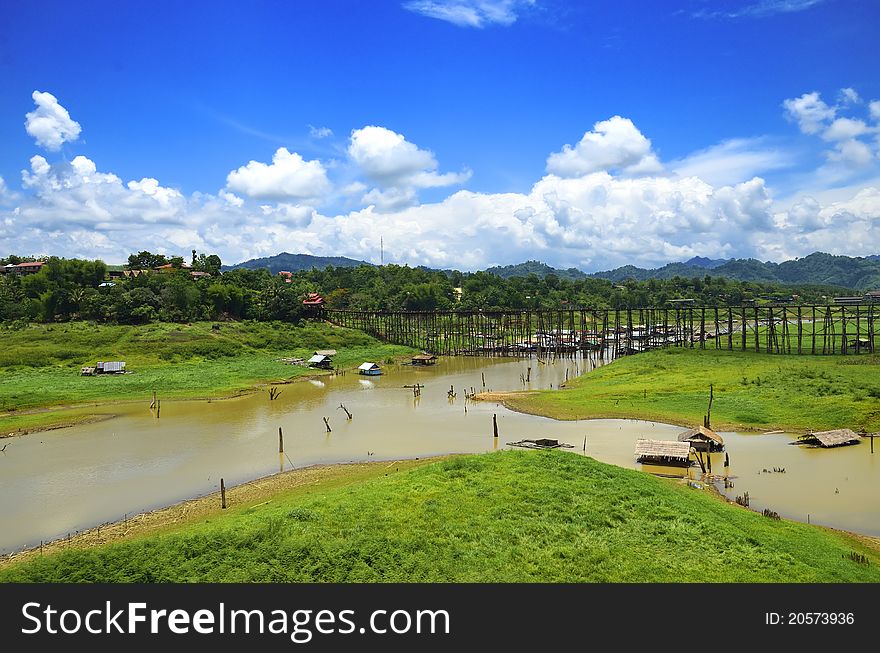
[1, 456, 441, 568]
[0, 320, 417, 434]
[487, 348, 880, 434]
[2, 450, 877, 582]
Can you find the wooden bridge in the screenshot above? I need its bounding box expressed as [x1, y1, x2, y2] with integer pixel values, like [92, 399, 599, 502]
[325, 303, 879, 358]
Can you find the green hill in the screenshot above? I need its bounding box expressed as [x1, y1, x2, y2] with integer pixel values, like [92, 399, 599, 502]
[2, 451, 876, 582]
[225, 252, 371, 274]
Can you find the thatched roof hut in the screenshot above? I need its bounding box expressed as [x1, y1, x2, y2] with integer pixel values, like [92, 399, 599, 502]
[635, 439, 692, 466]
[798, 429, 862, 448]
[678, 425, 724, 452]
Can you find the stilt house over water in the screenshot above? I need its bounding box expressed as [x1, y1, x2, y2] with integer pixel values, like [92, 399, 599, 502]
[797, 429, 862, 448]
[678, 425, 725, 452]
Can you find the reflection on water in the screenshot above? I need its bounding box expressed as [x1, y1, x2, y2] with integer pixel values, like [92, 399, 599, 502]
[0, 352, 877, 553]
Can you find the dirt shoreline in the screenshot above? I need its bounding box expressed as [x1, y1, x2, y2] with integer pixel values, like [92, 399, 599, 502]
[0, 456, 446, 568]
[0, 369, 354, 438]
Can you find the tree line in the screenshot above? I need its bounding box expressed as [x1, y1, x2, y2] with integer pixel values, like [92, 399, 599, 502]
[0, 251, 858, 325]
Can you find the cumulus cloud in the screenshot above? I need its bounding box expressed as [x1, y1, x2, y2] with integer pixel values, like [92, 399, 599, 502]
[402, 0, 534, 28]
[783, 91, 836, 135]
[24, 91, 82, 151]
[784, 88, 880, 171]
[547, 116, 663, 178]
[226, 147, 331, 201]
[4, 101, 880, 272]
[348, 126, 470, 210]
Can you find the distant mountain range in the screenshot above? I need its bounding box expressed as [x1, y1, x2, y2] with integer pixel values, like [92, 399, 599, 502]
[486, 253, 880, 291]
[591, 252, 880, 290]
[226, 251, 880, 292]
[225, 252, 371, 274]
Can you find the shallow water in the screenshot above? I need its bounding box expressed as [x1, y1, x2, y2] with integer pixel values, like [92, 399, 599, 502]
[0, 353, 877, 553]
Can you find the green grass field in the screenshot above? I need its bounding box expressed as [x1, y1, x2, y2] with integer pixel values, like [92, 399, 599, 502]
[508, 347, 880, 432]
[1, 451, 876, 582]
[0, 321, 415, 432]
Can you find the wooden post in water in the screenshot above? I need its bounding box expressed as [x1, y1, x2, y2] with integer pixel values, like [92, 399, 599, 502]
[278, 427, 284, 454]
[323, 417, 332, 432]
[156, 399, 160, 419]
[220, 478, 226, 509]
[493, 413, 498, 439]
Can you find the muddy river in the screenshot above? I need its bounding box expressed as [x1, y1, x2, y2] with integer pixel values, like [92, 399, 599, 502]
[0, 354, 877, 553]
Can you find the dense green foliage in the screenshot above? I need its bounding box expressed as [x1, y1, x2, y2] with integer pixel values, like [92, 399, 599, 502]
[507, 348, 880, 432]
[1, 250, 873, 323]
[2, 451, 876, 582]
[0, 321, 414, 432]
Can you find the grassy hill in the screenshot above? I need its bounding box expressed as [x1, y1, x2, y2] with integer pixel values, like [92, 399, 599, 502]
[1, 451, 876, 582]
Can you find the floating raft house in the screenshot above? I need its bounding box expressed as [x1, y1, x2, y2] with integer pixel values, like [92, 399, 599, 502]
[412, 353, 438, 366]
[507, 438, 574, 450]
[797, 429, 862, 448]
[635, 439, 692, 466]
[358, 362, 382, 376]
[677, 425, 725, 452]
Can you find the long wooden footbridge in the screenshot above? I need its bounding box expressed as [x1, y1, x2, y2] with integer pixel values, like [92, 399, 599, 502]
[326, 303, 879, 358]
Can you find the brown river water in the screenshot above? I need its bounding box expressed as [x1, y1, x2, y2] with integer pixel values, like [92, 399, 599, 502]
[0, 354, 877, 554]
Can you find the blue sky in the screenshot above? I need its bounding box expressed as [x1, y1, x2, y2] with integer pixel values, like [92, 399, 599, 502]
[1, 0, 879, 270]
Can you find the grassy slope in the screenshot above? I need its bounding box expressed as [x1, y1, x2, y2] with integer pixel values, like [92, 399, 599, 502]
[1, 451, 877, 582]
[0, 321, 415, 432]
[507, 348, 880, 432]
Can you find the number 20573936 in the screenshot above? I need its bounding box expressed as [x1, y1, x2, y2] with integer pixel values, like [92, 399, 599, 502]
[765, 612, 854, 625]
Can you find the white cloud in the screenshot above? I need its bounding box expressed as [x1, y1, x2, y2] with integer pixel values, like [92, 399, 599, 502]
[783, 91, 836, 135]
[348, 126, 470, 210]
[309, 125, 333, 139]
[546, 116, 663, 177]
[671, 138, 792, 187]
[219, 191, 244, 208]
[826, 139, 873, 167]
[402, 0, 534, 28]
[822, 117, 869, 142]
[24, 91, 82, 151]
[783, 88, 880, 175]
[694, 0, 826, 19]
[226, 147, 331, 200]
[838, 88, 861, 105]
[4, 104, 880, 272]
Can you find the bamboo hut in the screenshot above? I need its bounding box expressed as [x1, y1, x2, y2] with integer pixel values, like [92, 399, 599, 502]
[635, 439, 692, 466]
[677, 425, 725, 452]
[412, 353, 438, 366]
[797, 429, 862, 448]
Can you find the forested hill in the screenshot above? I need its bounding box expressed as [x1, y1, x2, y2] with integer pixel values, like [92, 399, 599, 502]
[224, 252, 371, 274]
[485, 260, 588, 281]
[590, 252, 880, 290]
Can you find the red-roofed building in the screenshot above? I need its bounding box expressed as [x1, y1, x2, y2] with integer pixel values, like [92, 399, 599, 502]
[13, 261, 45, 275]
[302, 292, 325, 318]
[278, 271, 293, 283]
